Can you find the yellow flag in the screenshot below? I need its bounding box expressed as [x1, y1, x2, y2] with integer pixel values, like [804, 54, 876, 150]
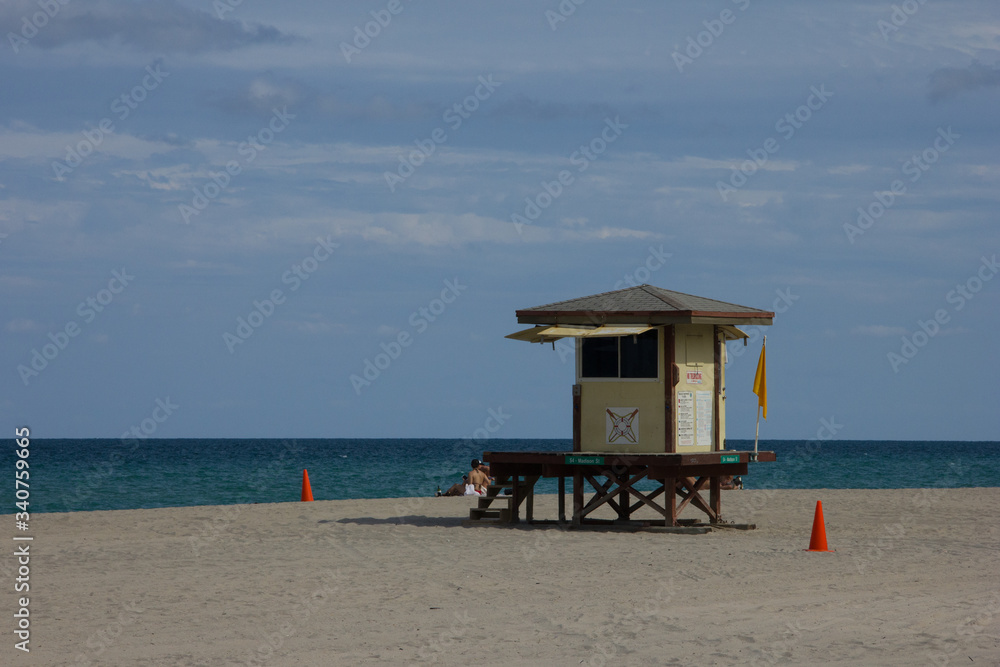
[753, 340, 767, 420]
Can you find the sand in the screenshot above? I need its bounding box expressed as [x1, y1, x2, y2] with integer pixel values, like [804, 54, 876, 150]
[4, 488, 999, 666]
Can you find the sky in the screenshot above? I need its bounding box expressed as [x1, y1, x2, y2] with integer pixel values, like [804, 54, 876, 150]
[1, 0, 998, 441]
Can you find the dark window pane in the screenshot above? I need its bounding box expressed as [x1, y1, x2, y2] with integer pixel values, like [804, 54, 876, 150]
[581, 337, 618, 377]
[620, 329, 658, 378]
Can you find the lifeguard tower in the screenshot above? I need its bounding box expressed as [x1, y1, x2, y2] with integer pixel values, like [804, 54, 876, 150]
[471, 284, 776, 528]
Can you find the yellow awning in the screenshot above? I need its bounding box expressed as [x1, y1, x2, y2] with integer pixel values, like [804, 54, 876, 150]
[506, 325, 654, 343]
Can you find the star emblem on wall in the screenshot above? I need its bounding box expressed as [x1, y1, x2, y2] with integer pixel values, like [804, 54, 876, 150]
[606, 408, 639, 444]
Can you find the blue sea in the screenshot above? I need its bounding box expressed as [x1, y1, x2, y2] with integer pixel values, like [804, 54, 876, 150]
[9, 439, 999, 514]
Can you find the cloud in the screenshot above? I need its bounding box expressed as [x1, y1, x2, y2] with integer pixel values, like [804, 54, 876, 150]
[827, 164, 871, 175]
[337, 212, 520, 247]
[0, 276, 40, 291]
[928, 62, 1000, 103]
[2, 0, 296, 54]
[571, 226, 657, 240]
[5, 318, 40, 332]
[307, 211, 658, 247]
[212, 75, 437, 120]
[213, 75, 309, 114]
[283, 317, 347, 336]
[488, 95, 618, 121]
[677, 155, 799, 172]
[116, 167, 191, 191]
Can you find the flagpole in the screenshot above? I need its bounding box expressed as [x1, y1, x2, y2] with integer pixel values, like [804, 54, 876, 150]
[752, 335, 765, 462]
[753, 405, 760, 458]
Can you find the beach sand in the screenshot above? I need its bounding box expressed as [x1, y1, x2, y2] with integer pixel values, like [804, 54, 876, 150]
[5, 488, 999, 666]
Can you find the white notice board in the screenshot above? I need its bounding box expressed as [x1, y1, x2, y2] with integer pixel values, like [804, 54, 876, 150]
[677, 391, 695, 447]
[695, 390, 713, 448]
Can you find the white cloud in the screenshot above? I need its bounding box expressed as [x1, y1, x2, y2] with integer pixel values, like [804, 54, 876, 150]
[0, 123, 178, 166]
[828, 164, 871, 175]
[329, 211, 521, 247]
[677, 155, 799, 173]
[284, 319, 347, 336]
[573, 226, 657, 240]
[5, 318, 40, 332]
[0, 0, 295, 54]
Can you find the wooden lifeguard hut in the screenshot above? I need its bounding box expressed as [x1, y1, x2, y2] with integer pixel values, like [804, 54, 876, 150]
[470, 284, 776, 528]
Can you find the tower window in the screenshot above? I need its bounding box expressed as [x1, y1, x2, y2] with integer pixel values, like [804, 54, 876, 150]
[581, 329, 657, 379]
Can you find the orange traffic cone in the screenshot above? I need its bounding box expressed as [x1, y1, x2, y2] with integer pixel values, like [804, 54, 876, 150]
[301, 469, 314, 502]
[805, 500, 833, 552]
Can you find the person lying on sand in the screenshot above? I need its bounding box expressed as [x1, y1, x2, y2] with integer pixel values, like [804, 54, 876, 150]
[440, 476, 468, 496]
[720, 475, 743, 490]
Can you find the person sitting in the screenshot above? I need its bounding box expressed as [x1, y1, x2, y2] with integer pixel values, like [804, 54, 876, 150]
[468, 459, 491, 495]
[438, 460, 494, 497]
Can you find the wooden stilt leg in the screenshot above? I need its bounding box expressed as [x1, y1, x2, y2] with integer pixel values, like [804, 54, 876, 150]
[617, 472, 629, 520]
[558, 476, 566, 524]
[526, 476, 536, 523]
[511, 474, 520, 524]
[665, 476, 677, 527]
[573, 470, 583, 526]
[710, 475, 721, 523]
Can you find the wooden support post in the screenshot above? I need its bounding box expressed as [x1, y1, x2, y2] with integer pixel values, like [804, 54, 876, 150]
[526, 475, 538, 523]
[572, 384, 582, 452]
[617, 472, 629, 520]
[665, 326, 676, 453]
[714, 326, 722, 452]
[573, 470, 583, 526]
[511, 474, 520, 524]
[665, 476, 677, 527]
[710, 475, 721, 523]
[558, 476, 566, 524]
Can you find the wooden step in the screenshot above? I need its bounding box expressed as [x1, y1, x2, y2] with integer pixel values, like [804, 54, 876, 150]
[478, 495, 515, 508]
[486, 486, 529, 495]
[480, 486, 532, 498]
[469, 507, 512, 522]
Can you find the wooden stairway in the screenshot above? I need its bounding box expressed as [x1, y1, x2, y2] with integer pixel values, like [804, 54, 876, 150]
[467, 476, 538, 524]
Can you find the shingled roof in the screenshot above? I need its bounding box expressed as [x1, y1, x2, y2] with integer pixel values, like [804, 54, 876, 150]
[515, 284, 774, 326]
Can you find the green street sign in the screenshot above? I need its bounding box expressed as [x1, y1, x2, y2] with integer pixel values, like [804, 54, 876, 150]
[720, 454, 740, 463]
[565, 455, 605, 465]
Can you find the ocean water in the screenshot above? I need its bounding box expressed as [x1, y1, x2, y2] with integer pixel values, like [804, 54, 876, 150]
[8, 439, 999, 514]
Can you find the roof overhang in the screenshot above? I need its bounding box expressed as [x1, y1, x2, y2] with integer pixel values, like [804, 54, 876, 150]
[515, 310, 774, 327]
[507, 323, 753, 343]
[506, 324, 654, 344]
